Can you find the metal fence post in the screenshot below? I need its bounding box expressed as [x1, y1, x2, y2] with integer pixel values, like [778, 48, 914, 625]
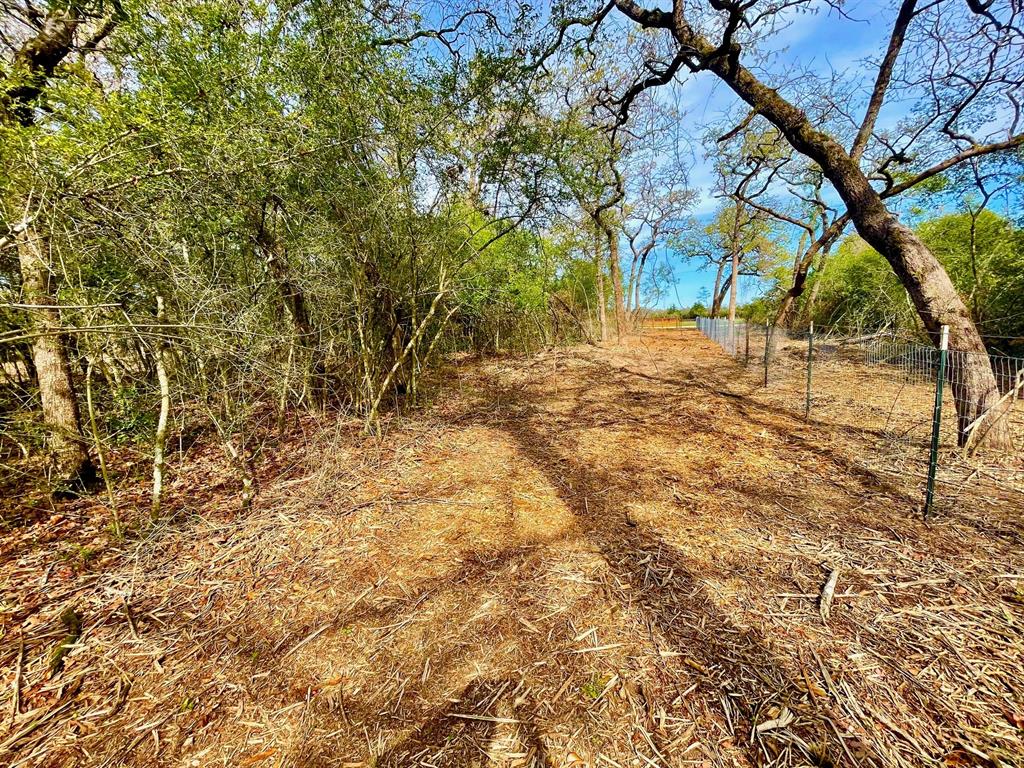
[744, 321, 750, 366]
[924, 325, 949, 519]
[763, 320, 770, 387]
[805, 321, 814, 420]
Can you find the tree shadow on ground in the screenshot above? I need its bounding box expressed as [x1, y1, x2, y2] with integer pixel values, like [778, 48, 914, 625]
[373, 676, 553, 767]
[578, 354, 915, 504]
[460, 371, 884, 768]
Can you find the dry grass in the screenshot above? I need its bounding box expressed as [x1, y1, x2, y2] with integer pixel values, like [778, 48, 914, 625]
[1, 330, 1023, 767]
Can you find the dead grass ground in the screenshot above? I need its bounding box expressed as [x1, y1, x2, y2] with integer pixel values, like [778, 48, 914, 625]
[1, 330, 1023, 768]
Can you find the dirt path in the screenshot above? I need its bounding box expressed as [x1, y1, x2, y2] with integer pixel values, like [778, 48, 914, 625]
[3, 331, 1023, 767]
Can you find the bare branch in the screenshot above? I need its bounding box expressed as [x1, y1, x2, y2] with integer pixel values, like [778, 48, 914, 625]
[850, 0, 918, 163]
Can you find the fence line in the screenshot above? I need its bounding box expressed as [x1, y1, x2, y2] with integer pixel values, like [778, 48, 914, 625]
[693, 316, 1024, 515]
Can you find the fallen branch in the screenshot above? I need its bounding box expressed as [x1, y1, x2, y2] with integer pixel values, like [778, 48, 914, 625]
[962, 369, 1024, 457]
[819, 568, 840, 623]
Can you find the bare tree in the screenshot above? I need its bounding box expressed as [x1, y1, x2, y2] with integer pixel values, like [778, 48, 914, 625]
[623, 153, 694, 320]
[560, 0, 1024, 447]
[718, 129, 848, 329]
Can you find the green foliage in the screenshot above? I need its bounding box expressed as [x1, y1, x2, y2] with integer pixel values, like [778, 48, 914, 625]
[0, 0, 604, 492]
[918, 211, 1024, 348]
[806, 235, 910, 330]
[807, 211, 1024, 351]
[103, 386, 158, 444]
[674, 203, 787, 307]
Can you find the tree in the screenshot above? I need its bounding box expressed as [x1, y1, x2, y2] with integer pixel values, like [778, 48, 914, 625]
[675, 202, 780, 319]
[554, 114, 627, 341]
[809, 210, 1024, 356]
[1, 0, 588, 505]
[564, 0, 1024, 448]
[1, 2, 115, 488]
[712, 123, 847, 330]
[614, 109, 696, 319]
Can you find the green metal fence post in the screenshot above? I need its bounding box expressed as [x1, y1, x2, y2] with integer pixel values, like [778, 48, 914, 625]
[763, 320, 770, 388]
[924, 325, 949, 519]
[805, 321, 814, 420]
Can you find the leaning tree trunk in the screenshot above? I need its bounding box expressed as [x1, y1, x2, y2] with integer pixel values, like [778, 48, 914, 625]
[783, 229, 810, 328]
[872, 224, 1010, 449]
[17, 227, 95, 487]
[816, 176, 1011, 448]
[773, 217, 846, 334]
[710, 260, 725, 317]
[799, 245, 830, 327]
[689, 40, 1009, 449]
[713, 272, 732, 319]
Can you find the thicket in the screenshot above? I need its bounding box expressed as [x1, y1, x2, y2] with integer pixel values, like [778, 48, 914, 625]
[0, 2, 628, 504]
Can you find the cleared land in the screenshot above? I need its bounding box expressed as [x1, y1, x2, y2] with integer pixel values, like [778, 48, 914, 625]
[2, 330, 1023, 767]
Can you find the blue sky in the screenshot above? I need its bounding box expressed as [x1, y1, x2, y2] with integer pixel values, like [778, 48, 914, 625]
[651, 1, 901, 309]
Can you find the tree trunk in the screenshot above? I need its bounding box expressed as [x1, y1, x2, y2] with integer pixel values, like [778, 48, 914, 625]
[800, 244, 830, 327]
[17, 226, 95, 489]
[714, 271, 732, 318]
[594, 227, 608, 342]
[607, 228, 627, 339]
[259, 234, 314, 340]
[255, 202, 323, 406]
[667, 16, 1011, 449]
[634, 250, 650, 317]
[710, 259, 725, 317]
[727, 245, 738, 324]
[152, 296, 172, 519]
[727, 201, 742, 326]
[839, 204, 1007, 448]
[774, 217, 847, 332]
[792, 229, 810, 285]
[727, 246, 739, 355]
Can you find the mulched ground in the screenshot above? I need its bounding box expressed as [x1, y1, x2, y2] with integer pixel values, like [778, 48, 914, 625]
[1, 330, 1023, 767]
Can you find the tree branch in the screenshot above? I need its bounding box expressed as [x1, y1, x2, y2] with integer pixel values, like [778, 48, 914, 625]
[850, 0, 918, 163]
[881, 133, 1024, 198]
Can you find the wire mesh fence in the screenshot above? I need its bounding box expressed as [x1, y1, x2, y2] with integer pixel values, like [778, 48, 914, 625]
[694, 316, 1024, 516]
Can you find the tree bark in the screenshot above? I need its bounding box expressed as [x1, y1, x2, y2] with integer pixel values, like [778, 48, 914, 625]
[152, 296, 172, 519]
[727, 248, 739, 323]
[633, 249, 651, 317]
[714, 271, 732, 318]
[710, 259, 726, 317]
[799, 243, 831, 327]
[775, 215, 848, 331]
[17, 227, 95, 488]
[5, 11, 81, 126]
[607, 226, 627, 339]
[727, 201, 742, 326]
[594, 226, 608, 342]
[625, 247, 639, 315]
[254, 200, 323, 406]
